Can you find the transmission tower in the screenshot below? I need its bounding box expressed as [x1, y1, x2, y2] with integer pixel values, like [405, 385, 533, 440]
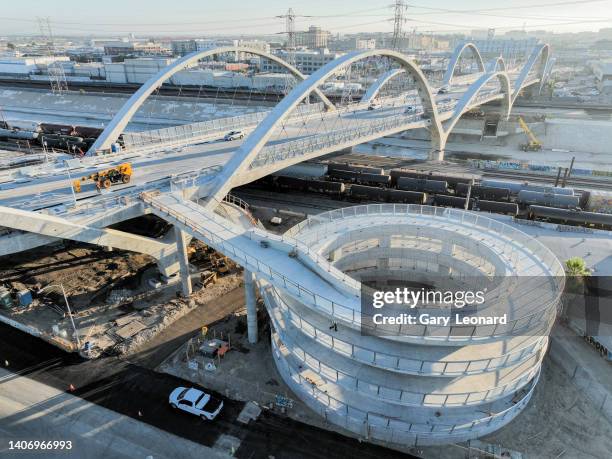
[277, 8, 297, 66]
[391, 0, 407, 50]
[37, 17, 68, 94]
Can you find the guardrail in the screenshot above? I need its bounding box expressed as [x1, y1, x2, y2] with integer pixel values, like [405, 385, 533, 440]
[269, 286, 546, 377]
[272, 334, 539, 442]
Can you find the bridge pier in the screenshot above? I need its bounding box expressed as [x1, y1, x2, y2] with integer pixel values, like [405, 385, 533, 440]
[429, 148, 445, 161]
[244, 269, 258, 344]
[173, 227, 192, 297]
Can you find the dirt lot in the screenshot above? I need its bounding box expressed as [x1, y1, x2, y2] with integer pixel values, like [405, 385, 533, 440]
[0, 239, 243, 357]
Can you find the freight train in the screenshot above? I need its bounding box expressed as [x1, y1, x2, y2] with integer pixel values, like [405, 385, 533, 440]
[0, 120, 110, 155]
[251, 162, 612, 230]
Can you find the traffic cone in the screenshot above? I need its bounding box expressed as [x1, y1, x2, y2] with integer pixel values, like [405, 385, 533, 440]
[138, 410, 143, 417]
[68, 384, 76, 392]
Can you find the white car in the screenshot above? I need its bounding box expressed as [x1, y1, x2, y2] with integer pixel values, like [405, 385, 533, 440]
[169, 387, 224, 420]
[367, 101, 381, 110]
[224, 130, 244, 141]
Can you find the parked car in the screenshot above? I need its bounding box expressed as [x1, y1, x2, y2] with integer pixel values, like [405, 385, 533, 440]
[437, 85, 449, 94]
[169, 387, 224, 420]
[224, 130, 245, 141]
[368, 101, 381, 110]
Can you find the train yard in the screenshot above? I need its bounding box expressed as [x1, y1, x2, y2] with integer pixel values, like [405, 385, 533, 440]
[243, 159, 612, 230]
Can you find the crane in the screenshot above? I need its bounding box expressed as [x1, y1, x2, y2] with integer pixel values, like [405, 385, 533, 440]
[518, 116, 542, 152]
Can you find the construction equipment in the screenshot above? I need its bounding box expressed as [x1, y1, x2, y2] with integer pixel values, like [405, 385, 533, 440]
[518, 116, 543, 152]
[73, 163, 132, 192]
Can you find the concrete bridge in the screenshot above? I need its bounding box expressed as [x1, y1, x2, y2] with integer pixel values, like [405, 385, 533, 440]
[0, 42, 560, 447]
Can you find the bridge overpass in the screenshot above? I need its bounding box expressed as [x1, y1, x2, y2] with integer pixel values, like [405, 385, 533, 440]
[0, 43, 560, 447]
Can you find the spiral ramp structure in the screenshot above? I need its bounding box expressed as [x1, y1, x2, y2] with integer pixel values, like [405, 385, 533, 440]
[261, 205, 564, 446]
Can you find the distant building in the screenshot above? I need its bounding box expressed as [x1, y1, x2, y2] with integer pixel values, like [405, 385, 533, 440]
[171, 40, 198, 56]
[104, 57, 173, 84]
[355, 38, 376, 50]
[0, 56, 70, 76]
[296, 26, 330, 49]
[261, 48, 343, 74]
[103, 41, 164, 56]
[170, 39, 269, 61]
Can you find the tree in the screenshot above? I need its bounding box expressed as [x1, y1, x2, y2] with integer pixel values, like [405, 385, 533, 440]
[562, 257, 591, 320]
[565, 257, 591, 278]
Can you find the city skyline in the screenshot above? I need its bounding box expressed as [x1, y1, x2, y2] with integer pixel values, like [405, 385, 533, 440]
[1, 0, 612, 37]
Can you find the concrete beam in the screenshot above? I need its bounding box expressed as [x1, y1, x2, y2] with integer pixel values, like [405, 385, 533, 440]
[173, 227, 192, 297]
[0, 206, 179, 277]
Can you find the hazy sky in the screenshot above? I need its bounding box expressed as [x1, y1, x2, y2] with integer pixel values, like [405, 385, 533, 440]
[2, 0, 612, 36]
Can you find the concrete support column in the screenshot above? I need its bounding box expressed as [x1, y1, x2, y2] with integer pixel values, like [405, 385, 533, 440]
[244, 269, 258, 344]
[174, 226, 192, 297]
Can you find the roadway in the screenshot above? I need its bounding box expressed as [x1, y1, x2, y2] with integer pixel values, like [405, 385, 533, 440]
[0, 100, 427, 211]
[0, 318, 414, 459]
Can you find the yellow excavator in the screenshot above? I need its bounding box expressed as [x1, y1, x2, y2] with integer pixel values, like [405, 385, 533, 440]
[73, 163, 132, 192]
[518, 116, 543, 152]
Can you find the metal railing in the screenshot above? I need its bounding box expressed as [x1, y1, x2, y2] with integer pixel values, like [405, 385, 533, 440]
[272, 334, 539, 442]
[271, 316, 541, 408]
[268, 286, 547, 377]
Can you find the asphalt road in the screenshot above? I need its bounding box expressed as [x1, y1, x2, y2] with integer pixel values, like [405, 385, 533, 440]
[0, 321, 415, 459]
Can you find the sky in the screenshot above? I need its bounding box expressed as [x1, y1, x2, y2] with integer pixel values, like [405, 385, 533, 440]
[2, 0, 612, 37]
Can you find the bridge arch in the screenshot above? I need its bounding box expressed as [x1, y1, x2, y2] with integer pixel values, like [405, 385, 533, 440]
[206, 49, 442, 205]
[361, 68, 406, 103]
[486, 56, 507, 73]
[442, 42, 486, 87]
[87, 46, 336, 155]
[511, 44, 550, 103]
[443, 71, 512, 141]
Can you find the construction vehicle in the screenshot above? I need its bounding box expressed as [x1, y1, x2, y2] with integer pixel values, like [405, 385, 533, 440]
[518, 116, 543, 152]
[73, 163, 132, 192]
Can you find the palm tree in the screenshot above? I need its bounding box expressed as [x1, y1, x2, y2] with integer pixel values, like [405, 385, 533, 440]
[562, 257, 591, 320]
[565, 257, 591, 278]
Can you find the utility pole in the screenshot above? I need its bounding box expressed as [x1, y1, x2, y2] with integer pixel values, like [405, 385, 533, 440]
[37, 16, 68, 95]
[391, 0, 407, 51]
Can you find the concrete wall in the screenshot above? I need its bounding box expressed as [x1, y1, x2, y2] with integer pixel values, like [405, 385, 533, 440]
[541, 118, 612, 154]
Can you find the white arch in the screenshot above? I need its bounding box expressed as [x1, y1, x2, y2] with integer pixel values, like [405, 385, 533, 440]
[443, 71, 512, 139]
[486, 56, 507, 73]
[87, 46, 335, 154]
[361, 68, 406, 103]
[511, 44, 550, 104]
[205, 49, 442, 206]
[442, 42, 486, 87]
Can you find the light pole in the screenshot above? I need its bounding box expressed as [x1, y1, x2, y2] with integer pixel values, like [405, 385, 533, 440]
[39, 283, 81, 350]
